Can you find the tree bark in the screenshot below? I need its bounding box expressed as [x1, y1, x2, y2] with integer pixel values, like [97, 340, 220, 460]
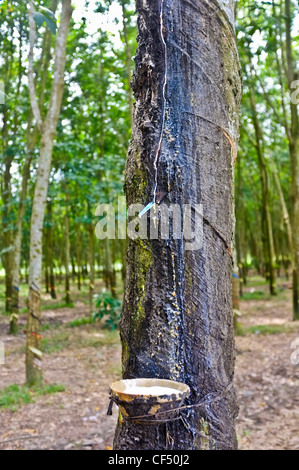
[1, 20, 20, 321]
[10, 153, 31, 334]
[64, 193, 71, 305]
[271, 159, 294, 271]
[249, 92, 277, 295]
[114, 0, 241, 450]
[105, 238, 117, 298]
[285, 0, 299, 319]
[236, 151, 246, 296]
[121, 0, 134, 125]
[76, 226, 82, 291]
[87, 200, 95, 312]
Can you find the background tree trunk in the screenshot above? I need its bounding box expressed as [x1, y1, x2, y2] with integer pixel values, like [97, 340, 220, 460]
[26, 0, 73, 386]
[249, 92, 277, 295]
[114, 0, 241, 450]
[121, 0, 133, 124]
[285, 0, 299, 320]
[1, 32, 16, 320]
[64, 192, 71, 305]
[10, 0, 58, 334]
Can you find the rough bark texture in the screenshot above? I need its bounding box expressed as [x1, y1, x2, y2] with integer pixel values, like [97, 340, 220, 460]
[114, 0, 241, 450]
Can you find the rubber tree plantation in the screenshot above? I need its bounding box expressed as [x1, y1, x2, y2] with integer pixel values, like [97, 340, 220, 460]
[1, 0, 299, 453]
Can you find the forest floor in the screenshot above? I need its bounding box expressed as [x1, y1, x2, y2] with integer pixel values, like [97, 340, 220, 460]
[0, 275, 298, 450]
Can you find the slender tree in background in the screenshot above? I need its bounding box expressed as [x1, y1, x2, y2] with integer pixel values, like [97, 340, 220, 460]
[249, 88, 277, 295]
[1, 4, 24, 326]
[26, 0, 73, 386]
[285, 0, 299, 319]
[120, 0, 134, 125]
[10, 0, 59, 335]
[64, 183, 72, 306]
[271, 158, 294, 272]
[115, 0, 242, 450]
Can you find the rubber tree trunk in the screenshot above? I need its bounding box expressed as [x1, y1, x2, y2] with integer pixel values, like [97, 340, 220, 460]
[76, 227, 82, 291]
[26, 0, 73, 387]
[289, 138, 299, 319]
[2, 21, 22, 323]
[121, 0, 134, 125]
[64, 188, 71, 305]
[10, 154, 31, 334]
[249, 92, 277, 295]
[46, 200, 57, 300]
[236, 152, 245, 297]
[106, 238, 117, 298]
[88, 224, 95, 313]
[285, 0, 299, 319]
[272, 160, 294, 273]
[10, 0, 58, 335]
[2, 158, 13, 317]
[2, 101, 13, 319]
[114, 0, 241, 451]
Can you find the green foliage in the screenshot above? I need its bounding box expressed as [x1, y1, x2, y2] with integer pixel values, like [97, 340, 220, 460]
[0, 383, 65, 411]
[41, 332, 70, 353]
[0, 384, 33, 411]
[36, 383, 65, 395]
[33, 7, 57, 34]
[241, 290, 270, 300]
[92, 292, 121, 330]
[41, 322, 62, 331]
[42, 301, 74, 310]
[236, 324, 294, 337]
[68, 317, 94, 328]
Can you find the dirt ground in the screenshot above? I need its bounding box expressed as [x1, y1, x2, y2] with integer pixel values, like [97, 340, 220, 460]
[0, 278, 298, 450]
[235, 280, 299, 450]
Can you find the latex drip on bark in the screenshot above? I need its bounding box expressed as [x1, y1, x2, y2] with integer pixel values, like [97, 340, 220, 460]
[139, 0, 167, 218]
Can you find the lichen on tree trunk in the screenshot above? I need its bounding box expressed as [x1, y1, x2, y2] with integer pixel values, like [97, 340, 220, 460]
[114, 0, 242, 450]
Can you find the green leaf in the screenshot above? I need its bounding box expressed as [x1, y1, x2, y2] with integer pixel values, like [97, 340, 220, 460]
[33, 9, 57, 34]
[43, 15, 57, 34]
[40, 6, 55, 19]
[33, 11, 46, 28]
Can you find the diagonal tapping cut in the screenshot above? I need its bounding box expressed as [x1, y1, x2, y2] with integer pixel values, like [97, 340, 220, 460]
[153, 0, 167, 204]
[139, 0, 167, 219]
